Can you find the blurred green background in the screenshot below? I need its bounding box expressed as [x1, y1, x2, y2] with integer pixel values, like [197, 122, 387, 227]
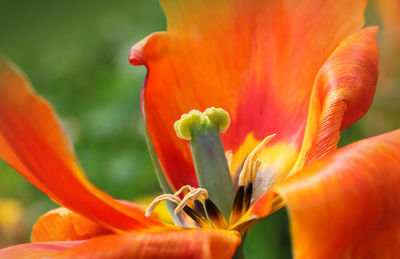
[0, 0, 398, 258]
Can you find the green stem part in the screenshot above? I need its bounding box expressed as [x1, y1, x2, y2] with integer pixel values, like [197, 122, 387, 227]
[174, 107, 235, 220]
[190, 125, 234, 220]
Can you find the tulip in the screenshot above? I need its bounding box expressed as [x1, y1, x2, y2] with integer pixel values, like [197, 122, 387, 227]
[1, 0, 399, 258]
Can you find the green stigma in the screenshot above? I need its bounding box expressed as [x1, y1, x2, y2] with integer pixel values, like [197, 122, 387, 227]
[174, 107, 230, 140]
[174, 107, 234, 220]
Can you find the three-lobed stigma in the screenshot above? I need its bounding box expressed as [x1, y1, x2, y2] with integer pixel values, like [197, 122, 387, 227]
[174, 107, 230, 140]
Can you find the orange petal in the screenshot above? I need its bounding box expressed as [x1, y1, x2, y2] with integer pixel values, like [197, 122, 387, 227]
[0, 59, 165, 231]
[31, 207, 112, 242]
[0, 229, 241, 259]
[247, 26, 379, 218]
[0, 241, 84, 259]
[131, 0, 367, 190]
[275, 129, 400, 258]
[292, 26, 379, 173]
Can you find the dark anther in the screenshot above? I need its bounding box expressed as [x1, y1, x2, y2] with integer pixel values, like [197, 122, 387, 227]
[229, 185, 244, 225]
[233, 186, 245, 213]
[243, 182, 253, 211]
[205, 199, 229, 228]
[205, 199, 222, 220]
[183, 206, 209, 227]
[194, 199, 207, 219]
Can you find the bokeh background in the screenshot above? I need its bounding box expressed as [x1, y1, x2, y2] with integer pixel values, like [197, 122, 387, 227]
[0, 0, 399, 258]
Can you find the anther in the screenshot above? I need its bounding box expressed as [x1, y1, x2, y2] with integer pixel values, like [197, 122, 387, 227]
[229, 186, 245, 225]
[243, 182, 253, 212]
[194, 199, 207, 219]
[229, 181, 253, 225]
[205, 199, 229, 229]
[182, 206, 210, 228]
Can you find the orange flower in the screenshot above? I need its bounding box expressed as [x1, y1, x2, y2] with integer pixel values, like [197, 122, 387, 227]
[0, 0, 399, 258]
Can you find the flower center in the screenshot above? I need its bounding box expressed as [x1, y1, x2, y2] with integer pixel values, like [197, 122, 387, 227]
[146, 107, 275, 232]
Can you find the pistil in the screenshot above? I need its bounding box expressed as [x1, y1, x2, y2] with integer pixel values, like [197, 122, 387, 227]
[174, 107, 235, 220]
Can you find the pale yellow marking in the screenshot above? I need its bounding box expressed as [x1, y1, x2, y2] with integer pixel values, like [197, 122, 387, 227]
[257, 143, 298, 174]
[225, 150, 233, 172]
[251, 143, 298, 201]
[135, 195, 173, 224]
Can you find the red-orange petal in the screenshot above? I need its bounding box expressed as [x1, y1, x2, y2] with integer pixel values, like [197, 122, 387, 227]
[247, 26, 379, 219]
[0, 59, 165, 231]
[0, 229, 241, 259]
[0, 241, 84, 259]
[131, 0, 367, 190]
[292, 27, 379, 172]
[31, 207, 112, 242]
[275, 129, 400, 258]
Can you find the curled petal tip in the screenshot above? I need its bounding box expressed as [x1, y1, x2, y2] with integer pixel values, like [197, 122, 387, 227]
[129, 45, 144, 66]
[129, 32, 165, 66]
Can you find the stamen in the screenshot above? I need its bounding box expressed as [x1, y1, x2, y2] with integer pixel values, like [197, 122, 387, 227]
[145, 194, 181, 217]
[182, 206, 210, 228]
[250, 160, 262, 183]
[194, 199, 207, 219]
[145, 185, 198, 217]
[243, 182, 253, 212]
[174, 188, 208, 215]
[229, 186, 245, 225]
[205, 199, 229, 229]
[238, 134, 275, 186]
[174, 185, 195, 196]
[229, 182, 253, 225]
